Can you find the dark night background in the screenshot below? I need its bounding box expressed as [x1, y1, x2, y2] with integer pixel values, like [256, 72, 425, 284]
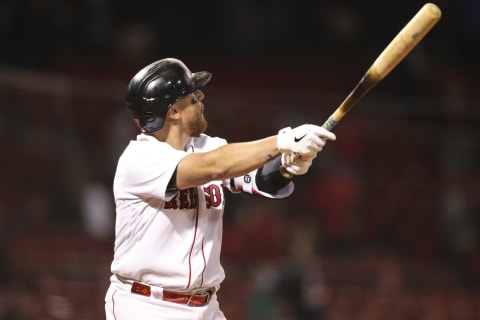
[0, 0, 479, 319]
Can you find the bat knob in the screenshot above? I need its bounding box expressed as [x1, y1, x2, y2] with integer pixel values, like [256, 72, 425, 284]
[279, 166, 294, 179]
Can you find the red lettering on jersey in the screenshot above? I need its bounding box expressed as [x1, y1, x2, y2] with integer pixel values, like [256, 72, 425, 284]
[164, 194, 179, 209]
[204, 185, 222, 209]
[164, 188, 198, 210]
[189, 188, 199, 208]
[179, 189, 190, 209]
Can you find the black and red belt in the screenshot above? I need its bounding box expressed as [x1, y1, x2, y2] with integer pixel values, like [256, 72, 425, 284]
[131, 282, 216, 307]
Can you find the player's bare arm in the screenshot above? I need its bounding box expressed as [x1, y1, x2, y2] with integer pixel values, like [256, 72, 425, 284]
[175, 136, 279, 190]
[175, 124, 335, 190]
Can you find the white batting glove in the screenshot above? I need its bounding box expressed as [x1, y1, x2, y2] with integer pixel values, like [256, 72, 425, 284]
[277, 124, 336, 156]
[281, 152, 317, 175]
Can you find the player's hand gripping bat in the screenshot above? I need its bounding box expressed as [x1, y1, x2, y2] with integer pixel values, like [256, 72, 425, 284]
[280, 2, 442, 179]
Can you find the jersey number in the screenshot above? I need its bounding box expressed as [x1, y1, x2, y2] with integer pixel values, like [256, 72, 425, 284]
[204, 185, 222, 209]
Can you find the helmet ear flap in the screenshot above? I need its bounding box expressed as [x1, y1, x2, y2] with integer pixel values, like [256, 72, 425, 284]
[129, 75, 169, 133]
[143, 111, 155, 123]
[137, 111, 165, 133]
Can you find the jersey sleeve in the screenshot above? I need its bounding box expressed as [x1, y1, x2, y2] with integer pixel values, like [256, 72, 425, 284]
[114, 138, 187, 201]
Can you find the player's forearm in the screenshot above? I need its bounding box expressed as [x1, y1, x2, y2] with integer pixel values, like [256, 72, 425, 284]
[214, 136, 280, 178]
[176, 136, 280, 189]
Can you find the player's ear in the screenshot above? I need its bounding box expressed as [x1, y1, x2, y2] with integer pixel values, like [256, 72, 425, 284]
[167, 107, 180, 120]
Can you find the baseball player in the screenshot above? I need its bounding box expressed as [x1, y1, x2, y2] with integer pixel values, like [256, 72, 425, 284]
[104, 58, 336, 320]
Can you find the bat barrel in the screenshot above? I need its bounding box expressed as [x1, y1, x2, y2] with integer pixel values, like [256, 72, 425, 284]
[372, 3, 442, 79]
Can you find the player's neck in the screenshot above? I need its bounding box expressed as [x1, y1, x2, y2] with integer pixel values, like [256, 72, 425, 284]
[151, 128, 189, 151]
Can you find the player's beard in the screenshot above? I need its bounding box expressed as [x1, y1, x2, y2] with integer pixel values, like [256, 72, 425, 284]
[188, 106, 208, 137]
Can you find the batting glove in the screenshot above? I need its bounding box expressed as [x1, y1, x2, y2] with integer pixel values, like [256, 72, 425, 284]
[277, 124, 336, 156]
[281, 152, 317, 175]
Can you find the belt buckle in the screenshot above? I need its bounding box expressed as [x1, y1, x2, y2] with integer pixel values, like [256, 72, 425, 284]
[187, 288, 214, 306]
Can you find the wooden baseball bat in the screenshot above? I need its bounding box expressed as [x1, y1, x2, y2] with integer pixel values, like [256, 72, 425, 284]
[321, 2, 441, 131]
[280, 3, 441, 179]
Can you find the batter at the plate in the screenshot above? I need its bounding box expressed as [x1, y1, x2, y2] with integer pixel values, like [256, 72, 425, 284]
[104, 58, 336, 320]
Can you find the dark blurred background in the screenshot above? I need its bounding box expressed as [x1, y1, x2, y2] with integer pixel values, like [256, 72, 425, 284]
[0, 0, 479, 319]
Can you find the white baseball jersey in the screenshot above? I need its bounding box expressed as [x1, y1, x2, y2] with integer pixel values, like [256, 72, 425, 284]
[110, 133, 294, 292]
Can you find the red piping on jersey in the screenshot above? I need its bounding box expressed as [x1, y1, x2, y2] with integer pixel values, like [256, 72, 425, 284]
[112, 290, 118, 320]
[187, 202, 199, 289]
[200, 239, 206, 287]
[186, 143, 197, 288]
[186, 142, 207, 288]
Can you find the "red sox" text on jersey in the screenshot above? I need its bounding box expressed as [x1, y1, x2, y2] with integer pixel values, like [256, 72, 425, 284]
[163, 185, 222, 210]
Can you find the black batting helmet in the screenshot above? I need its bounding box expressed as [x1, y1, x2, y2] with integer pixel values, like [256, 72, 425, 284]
[125, 58, 212, 133]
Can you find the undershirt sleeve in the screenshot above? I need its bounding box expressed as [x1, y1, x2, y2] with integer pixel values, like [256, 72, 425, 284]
[166, 166, 178, 192]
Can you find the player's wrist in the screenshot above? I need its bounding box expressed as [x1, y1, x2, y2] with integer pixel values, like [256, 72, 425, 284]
[276, 127, 293, 153]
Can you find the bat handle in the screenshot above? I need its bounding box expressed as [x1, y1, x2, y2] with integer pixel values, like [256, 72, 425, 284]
[322, 116, 338, 131]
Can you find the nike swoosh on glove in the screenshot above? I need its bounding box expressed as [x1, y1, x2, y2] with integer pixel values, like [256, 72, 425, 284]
[277, 124, 336, 156]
